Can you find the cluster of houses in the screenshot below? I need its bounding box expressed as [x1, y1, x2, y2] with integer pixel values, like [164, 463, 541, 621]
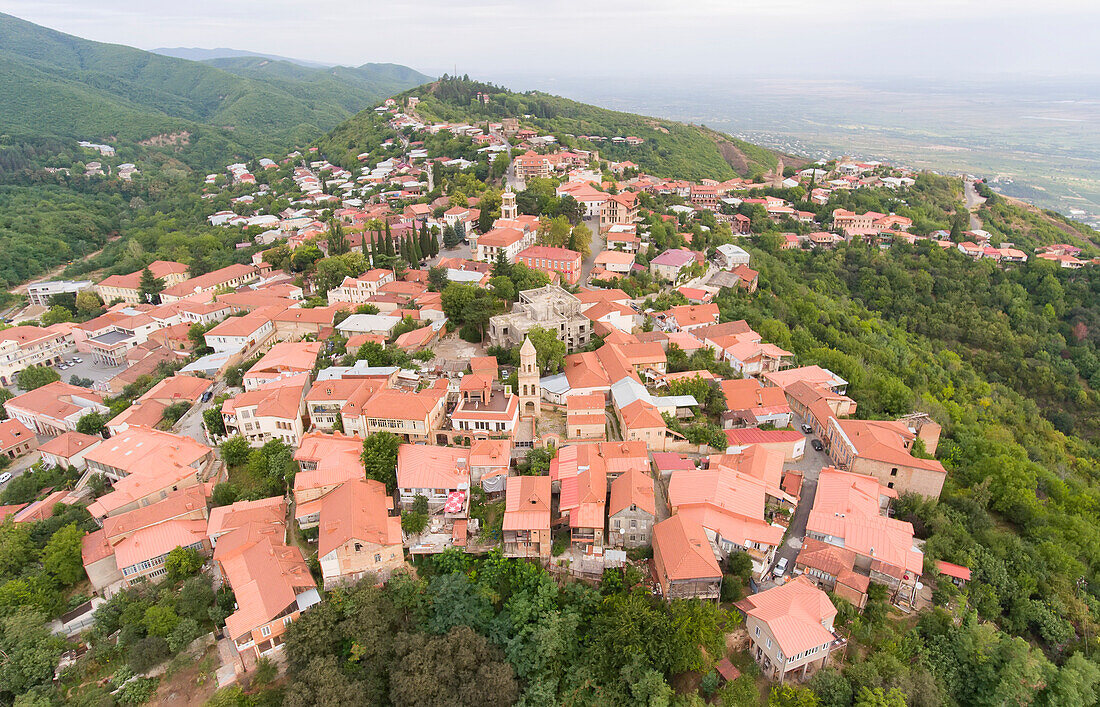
[0, 100, 1008, 688]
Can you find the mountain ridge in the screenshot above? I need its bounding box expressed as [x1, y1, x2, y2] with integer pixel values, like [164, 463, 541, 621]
[0, 12, 427, 167]
[152, 46, 331, 67]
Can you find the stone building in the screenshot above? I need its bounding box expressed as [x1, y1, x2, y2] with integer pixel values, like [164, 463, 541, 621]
[488, 285, 591, 350]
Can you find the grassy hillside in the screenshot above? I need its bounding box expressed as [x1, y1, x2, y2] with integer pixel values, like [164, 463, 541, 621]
[365, 77, 787, 181]
[0, 13, 426, 167]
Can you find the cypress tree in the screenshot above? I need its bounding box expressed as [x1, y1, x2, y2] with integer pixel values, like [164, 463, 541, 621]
[418, 222, 430, 260]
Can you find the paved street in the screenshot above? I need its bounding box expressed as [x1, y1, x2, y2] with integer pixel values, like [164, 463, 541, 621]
[769, 413, 832, 581]
[174, 379, 231, 445]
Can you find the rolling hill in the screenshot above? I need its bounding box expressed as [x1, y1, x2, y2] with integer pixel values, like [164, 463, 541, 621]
[152, 46, 330, 68]
[0, 13, 429, 166]
[320, 76, 795, 182]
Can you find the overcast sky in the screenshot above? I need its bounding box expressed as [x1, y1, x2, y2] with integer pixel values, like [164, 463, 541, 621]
[1, 0, 1097, 85]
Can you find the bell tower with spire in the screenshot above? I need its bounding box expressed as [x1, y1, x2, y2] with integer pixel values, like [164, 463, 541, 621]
[518, 335, 541, 419]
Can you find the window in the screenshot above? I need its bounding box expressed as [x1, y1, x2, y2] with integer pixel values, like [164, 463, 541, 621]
[890, 468, 898, 476]
[283, 616, 293, 626]
[766, 638, 772, 649]
[374, 553, 382, 563]
[260, 625, 271, 637]
[754, 626, 760, 637]
[888, 482, 894, 489]
[354, 543, 362, 552]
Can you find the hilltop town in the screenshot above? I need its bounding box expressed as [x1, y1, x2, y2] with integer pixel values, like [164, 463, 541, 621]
[0, 75, 1098, 707]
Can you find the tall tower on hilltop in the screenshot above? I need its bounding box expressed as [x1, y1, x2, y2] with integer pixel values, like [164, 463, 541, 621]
[501, 186, 517, 221]
[518, 336, 541, 419]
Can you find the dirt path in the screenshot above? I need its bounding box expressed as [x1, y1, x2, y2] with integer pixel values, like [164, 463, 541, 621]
[9, 236, 116, 295]
[963, 179, 986, 230]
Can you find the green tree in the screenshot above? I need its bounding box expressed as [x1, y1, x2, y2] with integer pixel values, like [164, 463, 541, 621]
[139, 267, 165, 304]
[442, 223, 459, 248]
[808, 669, 853, 707]
[290, 243, 324, 272]
[40, 305, 73, 326]
[164, 546, 204, 581]
[75, 289, 103, 315]
[177, 576, 215, 623]
[41, 523, 85, 586]
[327, 220, 350, 255]
[537, 215, 572, 248]
[203, 407, 226, 438]
[143, 604, 181, 638]
[568, 221, 593, 259]
[75, 411, 107, 437]
[389, 625, 518, 707]
[769, 684, 819, 707]
[853, 687, 906, 707]
[0, 611, 66, 699]
[361, 432, 400, 493]
[16, 366, 59, 391]
[428, 266, 448, 292]
[402, 495, 429, 535]
[525, 326, 567, 373]
[284, 655, 365, 707]
[220, 436, 250, 468]
[0, 522, 35, 581]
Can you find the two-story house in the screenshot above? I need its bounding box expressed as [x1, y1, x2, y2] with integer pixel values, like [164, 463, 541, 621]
[736, 578, 843, 683]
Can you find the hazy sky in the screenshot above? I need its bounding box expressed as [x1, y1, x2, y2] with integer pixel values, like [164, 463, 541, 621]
[1, 0, 1097, 84]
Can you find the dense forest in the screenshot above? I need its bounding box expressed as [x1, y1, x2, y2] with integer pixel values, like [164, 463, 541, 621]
[0, 12, 428, 171]
[706, 233, 1100, 701]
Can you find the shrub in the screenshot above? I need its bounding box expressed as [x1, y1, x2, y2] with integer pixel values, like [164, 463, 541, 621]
[167, 618, 201, 653]
[116, 677, 159, 705]
[127, 636, 170, 673]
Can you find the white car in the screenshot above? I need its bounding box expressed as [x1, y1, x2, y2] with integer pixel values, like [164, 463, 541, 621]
[773, 557, 789, 578]
[72, 357, 83, 363]
[0, 472, 11, 484]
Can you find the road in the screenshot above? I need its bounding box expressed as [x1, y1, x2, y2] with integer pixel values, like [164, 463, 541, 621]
[579, 216, 605, 283]
[489, 131, 523, 191]
[766, 413, 833, 584]
[964, 179, 986, 230]
[174, 380, 231, 445]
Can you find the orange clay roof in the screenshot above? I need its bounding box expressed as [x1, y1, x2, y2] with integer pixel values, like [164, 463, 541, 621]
[318, 478, 401, 558]
[502, 475, 551, 533]
[737, 577, 837, 656]
[653, 514, 721, 582]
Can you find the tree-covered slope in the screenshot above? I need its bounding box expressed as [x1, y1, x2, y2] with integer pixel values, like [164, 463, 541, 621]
[0, 12, 426, 165]
[322, 76, 789, 181]
[202, 57, 431, 116]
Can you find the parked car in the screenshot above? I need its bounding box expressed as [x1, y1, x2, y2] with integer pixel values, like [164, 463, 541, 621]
[0, 472, 11, 484]
[811, 439, 824, 452]
[773, 557, 788, 578]
[200, 391, 213, 403]
[72, 357, 83, 363]
[800, 423, 813, 434]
